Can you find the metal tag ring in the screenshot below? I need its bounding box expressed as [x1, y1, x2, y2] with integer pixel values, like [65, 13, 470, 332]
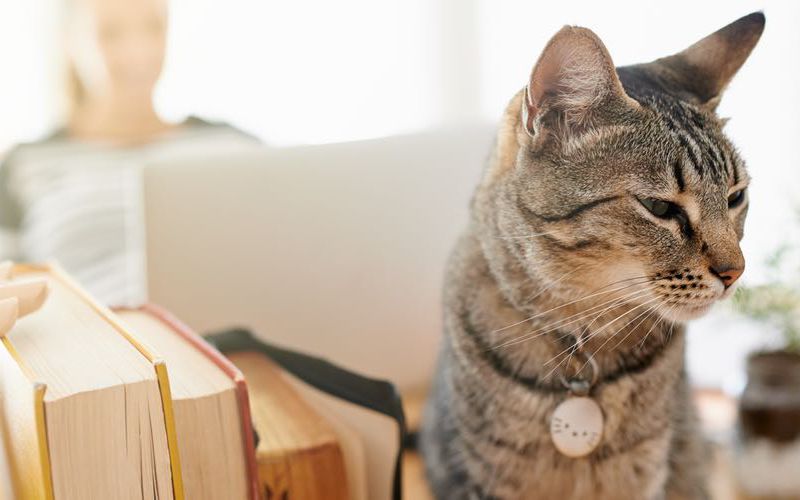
[558, 353, 599, 395]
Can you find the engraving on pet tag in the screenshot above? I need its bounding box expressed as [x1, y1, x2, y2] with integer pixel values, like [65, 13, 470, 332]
[550, 396, 604, 458]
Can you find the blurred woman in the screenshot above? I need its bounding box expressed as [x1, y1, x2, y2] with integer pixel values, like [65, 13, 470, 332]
[0, 0, 257, 305]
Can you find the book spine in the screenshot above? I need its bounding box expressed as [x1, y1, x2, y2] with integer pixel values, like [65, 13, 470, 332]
[154, 360, 185, 500]
[32, 382, 53, 500]
[135, 304, 261, 500]
[0, 337, 54, 500]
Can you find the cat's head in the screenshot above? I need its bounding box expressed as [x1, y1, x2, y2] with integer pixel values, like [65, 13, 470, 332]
[477, 13, 764, 322]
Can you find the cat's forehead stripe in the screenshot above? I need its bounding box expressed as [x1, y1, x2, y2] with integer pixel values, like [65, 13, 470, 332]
[655, 99, 732, 184]
[671, 158, 686, 193]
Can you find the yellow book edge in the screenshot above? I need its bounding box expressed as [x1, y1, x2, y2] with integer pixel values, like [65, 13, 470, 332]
[0, 337, 53, 500]
[3, 263, 185, 500]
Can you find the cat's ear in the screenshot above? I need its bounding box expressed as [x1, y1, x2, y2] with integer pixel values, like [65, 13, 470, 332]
[523, 26, 637, 139]
[644, 12, 765, 109]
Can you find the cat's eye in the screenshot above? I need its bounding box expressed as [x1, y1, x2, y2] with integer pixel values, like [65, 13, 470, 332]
[727, 188, 746, 209]
[639, 198, 678, 218]
[638, 197, 691, 234]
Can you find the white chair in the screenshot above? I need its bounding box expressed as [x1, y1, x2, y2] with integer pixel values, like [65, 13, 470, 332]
[142, 124, 495, 391]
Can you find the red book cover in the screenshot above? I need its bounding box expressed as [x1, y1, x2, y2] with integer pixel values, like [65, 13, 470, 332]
[116, 304, 260, 500]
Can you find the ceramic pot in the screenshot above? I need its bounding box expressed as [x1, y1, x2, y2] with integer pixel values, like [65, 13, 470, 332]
[734, 350, 800, 498]
[739, 350, 800, 443]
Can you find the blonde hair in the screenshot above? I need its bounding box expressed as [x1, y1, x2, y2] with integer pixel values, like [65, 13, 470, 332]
[60, 0, 86, 121]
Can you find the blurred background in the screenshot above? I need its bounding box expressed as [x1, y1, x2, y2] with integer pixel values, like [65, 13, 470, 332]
[2, 0, 797, 264]
[2, 0, 797, 384]
[0, 1, 799, 496]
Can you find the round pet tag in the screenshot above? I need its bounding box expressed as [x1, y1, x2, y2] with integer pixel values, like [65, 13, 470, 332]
[549, 396, 604, 458]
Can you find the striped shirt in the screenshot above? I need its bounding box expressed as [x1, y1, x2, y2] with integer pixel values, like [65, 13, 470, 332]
[0, 119, 258, 306]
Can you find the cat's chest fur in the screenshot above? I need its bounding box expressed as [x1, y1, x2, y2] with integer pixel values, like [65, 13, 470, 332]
[448, 342, 682, 499]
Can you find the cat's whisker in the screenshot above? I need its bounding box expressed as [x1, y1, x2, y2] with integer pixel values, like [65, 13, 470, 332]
[557, 289, 659, 353]
[493, 231, 560, 241]
[501, 284, 653, 343]
[492, 275, 656, 334]
[606, 302, 665, 353]
[568, 286, 658, 349]
[492, 287, 653, 350]
[637, 304, 675, 350]
[537, 296, 652, 377]
[495, 288, 654, 350]
[578, 302, 666, 374]
[562, 297, 664, 374]
[541, 296, 663, 379]
[524, 264, 587, 303]
[662, 312, 678, 346]
[582, 296, 663, 345]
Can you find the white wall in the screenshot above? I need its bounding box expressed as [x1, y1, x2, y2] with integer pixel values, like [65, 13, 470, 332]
[0, 0, 61, 148]
[156, 0, 441, 145]
[3, 2, 793, 273]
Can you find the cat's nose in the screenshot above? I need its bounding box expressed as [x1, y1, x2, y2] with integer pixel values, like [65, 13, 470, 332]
[709, 263, 744, 288]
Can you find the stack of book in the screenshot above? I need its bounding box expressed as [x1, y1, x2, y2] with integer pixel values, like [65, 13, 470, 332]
[0, 263, 404, 500]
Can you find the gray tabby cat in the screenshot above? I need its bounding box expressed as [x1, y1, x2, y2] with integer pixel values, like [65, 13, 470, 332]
[421, 12, 764, 500]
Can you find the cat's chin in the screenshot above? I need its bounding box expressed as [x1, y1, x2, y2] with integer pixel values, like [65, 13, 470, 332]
[661, 302, 716, 322]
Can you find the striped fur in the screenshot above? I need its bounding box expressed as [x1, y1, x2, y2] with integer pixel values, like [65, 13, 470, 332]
[421, 13, 764, 500]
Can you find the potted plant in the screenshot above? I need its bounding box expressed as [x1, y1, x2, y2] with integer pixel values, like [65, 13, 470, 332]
[731, 246, 800, 498]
